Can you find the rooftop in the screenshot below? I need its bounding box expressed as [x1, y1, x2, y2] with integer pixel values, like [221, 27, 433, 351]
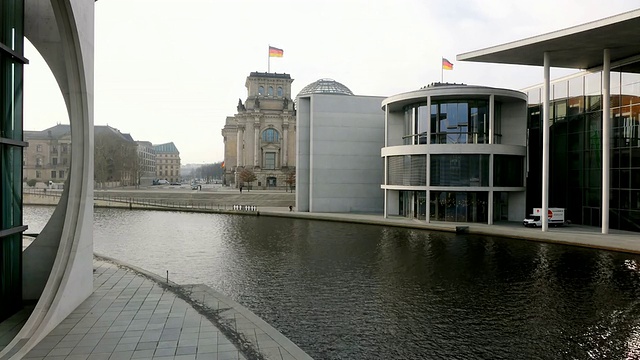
[457, 9, 640, 73]
[248, 72, 291, 79]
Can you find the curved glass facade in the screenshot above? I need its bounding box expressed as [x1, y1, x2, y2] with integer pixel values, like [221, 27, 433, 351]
[1, 0, 25, 322]
[384, 85, 527, 224]
[431, 154, 490, 186]
[403, 99, 501, 145]
[526, 71, 640, 232]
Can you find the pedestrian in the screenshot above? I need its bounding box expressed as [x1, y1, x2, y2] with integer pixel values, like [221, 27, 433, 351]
[289, 205, 293, 212]
[240, 186, 243, 193]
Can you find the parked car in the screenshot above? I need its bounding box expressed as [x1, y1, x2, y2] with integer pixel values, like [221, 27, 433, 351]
[155, 179, 169, 185]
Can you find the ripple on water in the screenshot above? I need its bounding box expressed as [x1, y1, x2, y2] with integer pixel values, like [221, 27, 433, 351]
[24, 205, 640, 360]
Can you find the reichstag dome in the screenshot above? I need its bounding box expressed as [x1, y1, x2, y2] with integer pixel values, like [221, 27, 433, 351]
[297, 78, 354, 96]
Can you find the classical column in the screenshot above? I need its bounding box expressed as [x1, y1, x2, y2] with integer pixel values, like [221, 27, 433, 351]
[602, 49, 611, 234]
[236, 124, 244, 167]
[254, 118, 260, 167]
[283, 122, 289, 167]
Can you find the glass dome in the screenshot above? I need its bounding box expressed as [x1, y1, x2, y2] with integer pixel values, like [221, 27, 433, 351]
[297, 78, 354, 96]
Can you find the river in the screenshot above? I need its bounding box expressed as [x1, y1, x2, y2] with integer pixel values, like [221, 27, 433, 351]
[24, 205, 640, 359]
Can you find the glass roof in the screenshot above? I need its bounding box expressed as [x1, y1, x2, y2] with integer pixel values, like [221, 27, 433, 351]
[297, 78, 354, 96]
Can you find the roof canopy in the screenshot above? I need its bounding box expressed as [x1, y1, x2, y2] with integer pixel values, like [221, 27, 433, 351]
[457, 9, 640, 73]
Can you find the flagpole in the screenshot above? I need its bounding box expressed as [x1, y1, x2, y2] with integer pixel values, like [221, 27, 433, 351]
[441, 57, 443, 83]
[268, 45, 270, 73]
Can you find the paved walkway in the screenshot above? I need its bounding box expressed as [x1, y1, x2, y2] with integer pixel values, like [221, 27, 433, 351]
[23, 259, 312, 360]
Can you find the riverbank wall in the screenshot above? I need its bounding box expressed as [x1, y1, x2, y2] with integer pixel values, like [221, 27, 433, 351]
[23, 188, 640, 255]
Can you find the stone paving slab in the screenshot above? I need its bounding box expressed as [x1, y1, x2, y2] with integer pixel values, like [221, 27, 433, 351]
[22, 259, 313, 360]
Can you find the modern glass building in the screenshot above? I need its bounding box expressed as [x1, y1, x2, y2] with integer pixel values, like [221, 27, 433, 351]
[381, 83, 527, 223]
[1, 0, 26, 323]
[458, 9, 640, 233]
[524, 71, 640, 231]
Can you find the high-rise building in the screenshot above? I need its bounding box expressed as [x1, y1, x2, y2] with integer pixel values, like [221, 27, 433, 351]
[222, 72, 296, 188]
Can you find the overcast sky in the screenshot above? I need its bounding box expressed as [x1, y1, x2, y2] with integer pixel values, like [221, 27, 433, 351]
[23, 0, 639, 164]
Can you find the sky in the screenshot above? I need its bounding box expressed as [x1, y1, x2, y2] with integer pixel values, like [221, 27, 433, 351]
[22, 0, 640, 165]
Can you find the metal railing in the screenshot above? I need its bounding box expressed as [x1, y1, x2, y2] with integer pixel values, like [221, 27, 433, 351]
[23, 189, 259, 212]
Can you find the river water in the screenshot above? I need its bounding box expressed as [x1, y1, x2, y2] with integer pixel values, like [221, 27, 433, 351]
[24, 206, 640, 359]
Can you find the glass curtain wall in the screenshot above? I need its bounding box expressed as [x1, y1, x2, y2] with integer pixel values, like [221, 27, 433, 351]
[429, 100, 490, 144]
[1, 0, 26, 322]
[526, 70, 640, 232]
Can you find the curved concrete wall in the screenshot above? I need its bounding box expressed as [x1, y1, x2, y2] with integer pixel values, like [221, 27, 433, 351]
[0, 1, 94, 358]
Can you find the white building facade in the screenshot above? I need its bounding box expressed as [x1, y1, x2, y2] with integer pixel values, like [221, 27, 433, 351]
[382, 84, 528, 223]
[296, 79, 385, 213]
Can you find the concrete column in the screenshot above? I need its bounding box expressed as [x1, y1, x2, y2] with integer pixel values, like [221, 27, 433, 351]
[384, 188, 388, 219]
[488, 154, 494, 225]
[426, 95, 432, 224]
[236, 125, 244, 167]
[283, 123, 289, 167]
[254, 120, 260, 167]
[384, 105, 388, 147]
[426, 154, 430, 224]
[542, 52, 550, 232]
[426, 96, 431, 143]
[602, 49, 611, 234]
[489, 94, 495, 144]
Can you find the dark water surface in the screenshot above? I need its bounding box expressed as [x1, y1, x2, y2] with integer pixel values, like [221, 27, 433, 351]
[25, 206, 640, 359]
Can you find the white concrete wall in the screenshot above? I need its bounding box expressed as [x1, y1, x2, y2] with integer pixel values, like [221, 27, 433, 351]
[499, 100, 527, 146]
[297, 94, 385, 213]
[508, 191, 526, 221]
[1, 1, 95, 358]
[386, 110, 404, 146]
[386, 190, 400, 215]
[295, 97, 311, 211]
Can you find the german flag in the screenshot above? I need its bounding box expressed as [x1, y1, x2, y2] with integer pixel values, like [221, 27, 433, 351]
[442, 58, 453, 70]
[269, 46, 284, 57]
[221, 161, 225, 168]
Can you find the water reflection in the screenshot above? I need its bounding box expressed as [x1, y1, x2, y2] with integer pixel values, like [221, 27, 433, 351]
[24, 206, 640, 359]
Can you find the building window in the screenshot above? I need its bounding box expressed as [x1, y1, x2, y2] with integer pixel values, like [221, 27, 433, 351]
[37, 144, 42, 152]
[51, 171, 57, 179]
[36, 171, 41, 178]
[59, 171, 64, 179]
[52, 157, 58, 165]
[63, 157, 68, 165]
[264, 152, 276, 169]
[262, 128, 279, 142]
[268, 86, 274, 96]
[277, 87, 283, 97]
[36, 158, 43, 167]
[258, 86, 264, 95]
[62, 144, 68, 153]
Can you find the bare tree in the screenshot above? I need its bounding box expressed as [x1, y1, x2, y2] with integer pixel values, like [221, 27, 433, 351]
[238, 168, 257, 190]
[285, 169, 296, 192]
[94, 131, 138, 186]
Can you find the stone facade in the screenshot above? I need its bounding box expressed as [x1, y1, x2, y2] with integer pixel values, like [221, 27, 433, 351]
[24, 125, 72, 184]
[222, 72, 296, 188]
[154, 142, 181, 183]
[136, 141, 156, 186]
